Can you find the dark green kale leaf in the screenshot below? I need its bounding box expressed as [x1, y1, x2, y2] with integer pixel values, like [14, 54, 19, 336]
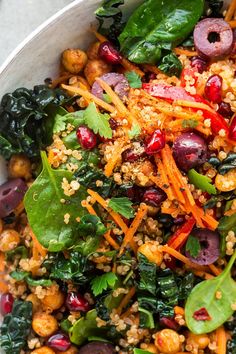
[138, 253, 157, 296]
[0, 85, 67, 159]
[157, 268, 179, 306]
[158, 53, 183, 77]
[206, 0, 223, 17]
[226, 314, 236, 354]
[0, 300, 32, 354]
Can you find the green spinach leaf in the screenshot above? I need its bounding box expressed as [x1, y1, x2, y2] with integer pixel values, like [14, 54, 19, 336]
[108, 197, 134, 219]
[119, 0, 204, 64]
[188, 169, 217, 195]
[0, 300, 32, 354]
[218, 213, 236, 256]
[185, 251, 236, 334]
[158, 53, 183, 77]
[24, 151, 87, 251]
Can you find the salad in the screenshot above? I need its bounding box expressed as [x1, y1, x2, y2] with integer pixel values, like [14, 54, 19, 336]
[0, 0, 236, 353]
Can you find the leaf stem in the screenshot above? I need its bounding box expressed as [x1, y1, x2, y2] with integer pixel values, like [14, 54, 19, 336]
[224, 250, 236, 274]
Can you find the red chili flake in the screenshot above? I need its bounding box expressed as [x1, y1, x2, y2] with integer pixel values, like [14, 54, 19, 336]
[193, 307, 212, 321]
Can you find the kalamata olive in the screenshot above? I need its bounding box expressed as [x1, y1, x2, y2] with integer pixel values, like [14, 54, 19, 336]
[91, 73, 129, 101]
[190, 56, 208, 73]
[172, 132, 207, 172]
[185, 228, 220, 265]
[0, 178, 28, 218]
[78, 342, 115, 354]
[194, 18, 233, 59]
[142, 187, 167, 207]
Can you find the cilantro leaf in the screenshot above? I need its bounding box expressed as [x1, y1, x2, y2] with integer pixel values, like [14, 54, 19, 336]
[128, 123, 141, 139]
[84, 102, 112, 139]
[53, 110, 85, 134]
[108, 197, 134, 219]
[91, 272, 118, 296]
[182, 119, 198, 129]
[186, 235, 201, 258]
[125, 71, 142, 88]
[188, 169, 217, 195]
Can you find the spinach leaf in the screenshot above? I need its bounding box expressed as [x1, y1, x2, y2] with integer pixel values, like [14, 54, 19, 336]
[24, 151, 87, 251]
[0, 85, 67, 159]
[119, 0, 204, 64]
[185, 251, 236, 334]
[158, 53, 183, 77]
[91, 272, 118, 296]
[95, 290, 123, 321]
[108, 197, 134, 219]
[188, 169, 217, 195]
[50, 251, 94, 284]
[0, 300, 32, 354]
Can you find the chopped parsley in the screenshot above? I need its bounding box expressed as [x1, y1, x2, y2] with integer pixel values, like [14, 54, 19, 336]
[186, 235, 201, 258]
[108, 197, 134, 219]
[125, 71, 142, 88]
[91, 272, 118, 296]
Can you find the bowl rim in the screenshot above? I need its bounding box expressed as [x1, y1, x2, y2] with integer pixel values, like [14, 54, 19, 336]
[0, 0, 83, 77]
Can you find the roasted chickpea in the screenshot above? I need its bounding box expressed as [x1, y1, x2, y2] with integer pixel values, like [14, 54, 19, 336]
[32, 312, 58, 337]
[8, 154, 31, 180]
[84, 59, 111, 85]
[26, 294, 42, 313]
[0, 230, 20, 252]
[56, 346, 79, 354]
[215, 169, 236, 192]
[87, 41, 100, 60]
[154, 329, 181, 354]
[62, 49, 88, 74]
[41, 291, 64, 311]
[187, 333, 210, 350]
[31, 347, 56, 354]
[138, 241, 163, 266]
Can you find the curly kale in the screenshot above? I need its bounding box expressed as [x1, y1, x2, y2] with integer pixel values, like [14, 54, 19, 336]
[206, 0, 223, 16]
[0, 85, 67, 159]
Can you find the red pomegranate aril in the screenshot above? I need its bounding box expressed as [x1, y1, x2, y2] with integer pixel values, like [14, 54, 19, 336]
[204, 74, 222, 103]
[47, 333, 71, 351]
[160, 317, 180, 331]
[66, 292, 90, 312]
[229, 115, 236, 141]
[142, 187, 167, 207]
[217, 101, 233, 118]
[190, 56, 208, 73]
[76, 126, 97, 150]
[0, 293, 14, 315]
[145, 129, 165, 155]
[98, 41, 122, 65]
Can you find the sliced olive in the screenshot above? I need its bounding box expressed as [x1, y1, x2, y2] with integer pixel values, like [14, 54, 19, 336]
[78, 341, 115, 354]
[0, 178, 28, 218]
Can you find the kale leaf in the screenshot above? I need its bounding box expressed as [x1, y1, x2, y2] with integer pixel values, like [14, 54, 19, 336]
[0, 300, 32, 354]
[158, 53, 183, 77]
[0, 85, 67, 159]
[206, 0, 223, 17]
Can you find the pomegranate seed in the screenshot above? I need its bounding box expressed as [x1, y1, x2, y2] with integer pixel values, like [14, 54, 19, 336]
[160, 317, 180, 331]
[145, 129, 165, 155]
[66, 292, 90, 312]
[229, 115, 236, 141]
[217, 102, 233, 118]
[0, 293, 14, 315]
[190, 56, 208, 73]
[76, 126, 97, 150]
[142, 187, 167, 207]
[122, 147, 145, 162]
[204, 74, 222, 103]
[98, 41, 122, 65]
[47, 333, 71, 351]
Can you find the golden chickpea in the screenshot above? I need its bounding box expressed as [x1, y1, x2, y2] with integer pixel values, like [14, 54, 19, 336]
[187, 333, 210, 350]
[140, 344, 158, 353]
[154, 329, 181, 354]
[56, 346, 79, 354]
[26, 294, 42, 313]
[8, 154, 31, 180]
[31, 347, 56, 354]
[0, 229, 20, 252]
[32, 312, 58, 337]
[84, 59, 112, 85]
[87, 41, 100, 60]
[62, 49, 88, 74]
[138, 241, 163, 266]
[215, 169, 236, 192]
[41, 291, 64, 311]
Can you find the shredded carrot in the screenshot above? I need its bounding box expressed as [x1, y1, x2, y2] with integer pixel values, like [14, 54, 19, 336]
[173, 99, 214, 114]
[29, 228, 47, 259]
[216, 326, 227, 354]
[0, 281, 8, 293]
[174, 306, 185, 316]
[0, 252, 5, 272]
[112, 262, 117, 273]
[209, 264, 222, 276]
[119, 204, 148, 256]
[116, 286, 136, 315]
[224, 209, 236, 216]
[143, 64, 162, 75]
[225, 0, 236, 21]
[192, 270, 214, 280]
[228, 20, 236, 28]
[104, 139, 127, 177]
[156, 159, 176, 201]
[104, 230, 120, 251]
[83, 201, 97, 216]
[174, 48, 198, 57]
[61, 84, 115, 113]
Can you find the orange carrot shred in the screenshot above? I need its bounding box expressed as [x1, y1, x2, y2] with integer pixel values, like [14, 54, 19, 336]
[216, 326, 227, 354]
[116, 286, 136, 315]
[225, 0, 236, 21]
[174, 48, 198, 57]
[0, 252, 5, 272]
[0, 281, 8, 293]
[209, 264, 222, 276]
[104, 230, 120, 251]
[29, 227, 47, 259]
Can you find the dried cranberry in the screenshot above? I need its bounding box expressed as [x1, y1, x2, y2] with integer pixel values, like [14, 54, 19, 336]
[109, 118, 118, 130]
[143, 187, 167, 207]
[76, 126, 97, 150]
[205, 74, 222, 103]
[66, 292, 89, 312]
[193, 307, 211, 321]
[229, 115, 236, 141]
[190, 56, 208, 73]
[0, 293, 14, 315]
[217, 102, 233, 118]
[145, 129, 165, 155]
[160, 317, 180, 331]
[98, 41, 122, 65]
[47, 333, 71, 351]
